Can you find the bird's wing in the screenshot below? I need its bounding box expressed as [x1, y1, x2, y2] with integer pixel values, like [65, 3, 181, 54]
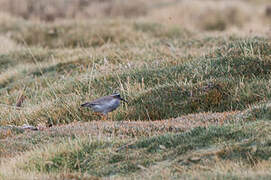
[81, 101, 100, 107]
[89, 96, 112, 105]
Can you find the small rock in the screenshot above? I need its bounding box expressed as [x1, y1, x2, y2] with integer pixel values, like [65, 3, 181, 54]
[188, 156, 201, 163]
[179, 159, 190, 166]
[251, 145, 257, 153]
[159, 145, 167, 150]
[21, 124, 38, 131]
[137, 164, 147, 170]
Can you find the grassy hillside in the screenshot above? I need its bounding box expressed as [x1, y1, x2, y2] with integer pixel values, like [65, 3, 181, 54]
[0, 0, 271, 179]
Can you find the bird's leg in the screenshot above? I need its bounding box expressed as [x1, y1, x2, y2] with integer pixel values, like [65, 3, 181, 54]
[92, 112, 105, 120]
[109, 113, 113, 121]
[93, 112, 100, 116]
[101, 114, 107, 121]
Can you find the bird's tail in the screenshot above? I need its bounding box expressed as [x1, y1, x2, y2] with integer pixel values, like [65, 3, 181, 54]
[81, 102, 91, 107]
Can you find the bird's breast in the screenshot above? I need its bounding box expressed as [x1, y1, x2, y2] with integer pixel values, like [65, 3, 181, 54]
[91, 105, 104, 112]
[90, 99, 120, 114]
[107, 99, 120, 107]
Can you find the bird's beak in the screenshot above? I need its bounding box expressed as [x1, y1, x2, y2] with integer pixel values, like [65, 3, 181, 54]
[120, 98, 128, 103]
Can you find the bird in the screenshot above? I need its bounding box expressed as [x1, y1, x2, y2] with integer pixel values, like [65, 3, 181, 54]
[81, 93, 127, 120]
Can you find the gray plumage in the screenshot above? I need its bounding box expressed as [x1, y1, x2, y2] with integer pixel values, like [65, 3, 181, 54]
[81, 93, 127, 115]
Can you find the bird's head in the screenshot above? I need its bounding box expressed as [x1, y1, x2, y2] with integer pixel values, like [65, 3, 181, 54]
[111, 93, 128, 103]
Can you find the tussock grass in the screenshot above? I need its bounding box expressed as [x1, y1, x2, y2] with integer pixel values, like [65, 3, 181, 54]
[11, 119, 271, 178]
[0, 37, 270, 125]
[1, 111, 271, 178]
[237, 101, 271, 122]
[0, 0, 148, 21]
[5, 21, 144, 48]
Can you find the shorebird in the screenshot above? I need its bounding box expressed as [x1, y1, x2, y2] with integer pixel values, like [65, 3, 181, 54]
[81, 93, 127, 120]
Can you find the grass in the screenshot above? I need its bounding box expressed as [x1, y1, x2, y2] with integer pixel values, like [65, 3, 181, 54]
[4, 119, 271, 179]
[1, 38, 270, 124]
[0, 0, 271, 179]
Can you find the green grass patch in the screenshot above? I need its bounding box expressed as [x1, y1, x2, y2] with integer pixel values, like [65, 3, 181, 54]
[1, 37, 271, 125]
[22, 120, 271, 177]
